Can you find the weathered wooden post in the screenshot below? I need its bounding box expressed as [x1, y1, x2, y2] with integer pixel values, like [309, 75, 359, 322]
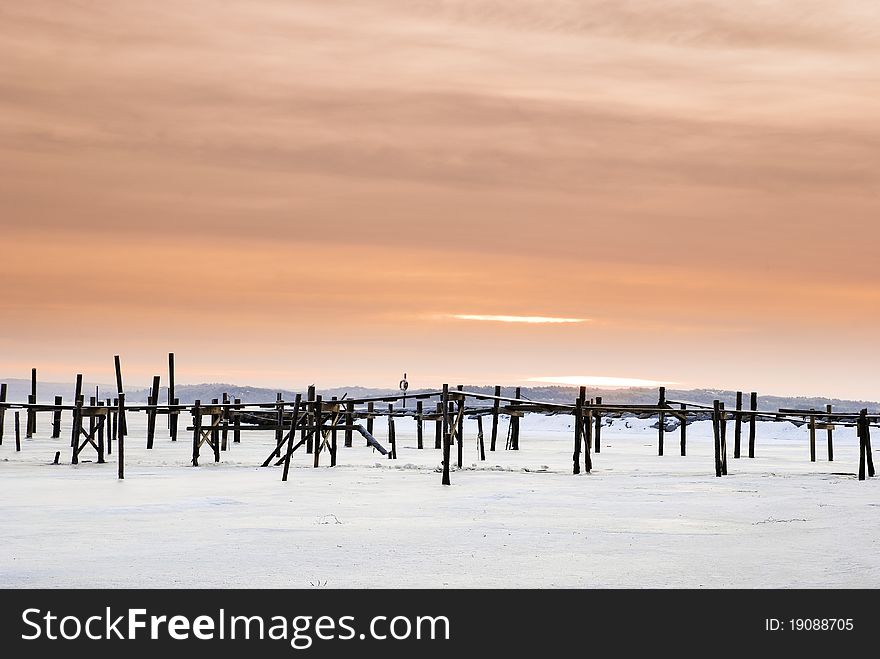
[274, 393, 284, 459]
[114, 355, 127, 435]
[330, 400, 339, 467]
[111, 397, 118, 443]
[441, 384, 451, 485]
[52, 395, 62, 438]
[191, 400, 202, 467]
[366, 400, 375, 448]
[282, 394, 302, 482]
[509, 387, 521, 450]
[313, 396, 323, 468]
[146, 375, 160, 449]
[573, 387, 585, 474]
[70, 394, 83, 464]
[233, 398, 242, 444]
[96, 400, 106, 464]
[826, 404, 833, 462]
[490, 385, 501, 451]
[809, 409, 817, 462]
[26, 395, 35, 438]
[330, 396, 339, 458]
[105, 397, 112, 455]
[117, 394, 125, 479]
[168, 353, 178, 441]
[0, 382, 6, 445]
[388, 403, 397, 460]
[862, 410, 875, 478]
[477, 415, 485, 461]
[27, 367, 37, 437]
[720, 402, 728, 475]
[345, 400, 354, 448]
[583, 398, 592, 474]
[211, 398, 221, 462]
[416, 400, 424, 449]
[748, 391, 757, 458]
[434, 402, 442, 449]
[712, 399, 722, 477]
[584, 399, 593, 455]
[858, 409, 867, 481]
[679, 403, 687, 456]
[456, 386, 464, 468]
[733, 391, 743, 458]
[14, 411, 21, 452]
[657, 386, 665, 456]
[304, 385, 315, 453]
[221, 393, 229, 451]
[594, 395, 602, 453]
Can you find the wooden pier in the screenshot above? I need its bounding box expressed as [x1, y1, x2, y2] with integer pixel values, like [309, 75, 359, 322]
[1, 354, 878, 484]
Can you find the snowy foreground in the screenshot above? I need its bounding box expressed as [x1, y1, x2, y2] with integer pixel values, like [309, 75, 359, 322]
[1, 413, 878, 588]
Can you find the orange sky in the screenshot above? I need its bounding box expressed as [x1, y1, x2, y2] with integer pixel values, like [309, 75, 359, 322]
[1, 1, 879, 398]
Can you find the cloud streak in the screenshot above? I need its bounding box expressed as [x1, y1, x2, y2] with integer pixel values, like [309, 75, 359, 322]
[449, 314, 588, 324]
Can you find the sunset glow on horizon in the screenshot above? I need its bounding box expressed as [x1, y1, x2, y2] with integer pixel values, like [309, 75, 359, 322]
[1, 2, 879, 399]
[450, 315, 588, 324]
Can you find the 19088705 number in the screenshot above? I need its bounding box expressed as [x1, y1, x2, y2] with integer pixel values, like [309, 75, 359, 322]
[790, 619, 853, 631]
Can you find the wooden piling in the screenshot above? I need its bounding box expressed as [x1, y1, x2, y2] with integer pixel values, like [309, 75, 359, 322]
[720, 402, 728, 475]
[26, 394, 35, 438]
[733, 391, 742, 459]
[105, 398, 112, 455]
[114, 355, 127, 435]
[27, 367, 37, 436]
[146, 375, 160, 449]
[313, 396, 323, 468]
[211, 398, 221, 462]
[233, 398, 242, 444]
[53, 451, 60, 465]
[0, 382, 6, 445]
[456, 386, 464, 468]
[366, 400, 375, 449]
[477, 415, 485, 461]
[434, 402, 442, 449]
[583, 407, 593, 473]
[679, 403, 687, 456]
[573, 387, 585, 474]
[594, 396, 602, 453]
[14, 411, 21, 451]
[809, 409, 817, 462]
[416, 400, 424, 449]
[70, 394, 83, 464]
[864, 410, 875, 478]
[490, 385, 501, 451]
[857, 409, 866, 481]
[191, 400, 201, 467]
[826, 404, 833, 462]
[168, 353, 178, 440]
[111, 397, 118, 443]
[52, 395, 62, 438]
[712, 400, 722, 477]
[117, 394, 125, 479]
[330, 401, 339, 467]
[509, 387, 521, 450]
[441, 384, 451, 485]
[330, 397, 339, 460]
[282, 394, 302, 482]
[748, 391, 757, 458]
[220, 393, 229, 451]
[388, 403, 397, 460]
[345, 400, 354, 448]
[305, 386, 316, 453]
[657, 386, 665, 456]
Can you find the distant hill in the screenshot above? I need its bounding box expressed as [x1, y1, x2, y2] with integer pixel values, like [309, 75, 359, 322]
[0, 378, 875, 413]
